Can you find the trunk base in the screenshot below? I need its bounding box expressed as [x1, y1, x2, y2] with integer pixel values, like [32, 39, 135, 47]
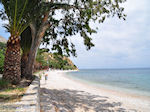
[21, 53, 28, 78]
[24, 74, 35, 80]
[3, 36, 21, 85]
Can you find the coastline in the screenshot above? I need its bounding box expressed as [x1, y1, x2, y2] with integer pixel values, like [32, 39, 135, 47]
[64, 70, 150, 97]
[40, 70, 150, 112]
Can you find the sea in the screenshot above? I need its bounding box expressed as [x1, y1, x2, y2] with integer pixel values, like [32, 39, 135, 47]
[66, 68, 150, 97]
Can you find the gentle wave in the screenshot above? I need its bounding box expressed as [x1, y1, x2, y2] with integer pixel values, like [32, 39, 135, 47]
[66, 68, 150, 96]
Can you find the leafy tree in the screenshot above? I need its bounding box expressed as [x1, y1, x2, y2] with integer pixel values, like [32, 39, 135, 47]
[36, 49, 48, 66]
[0, 0, 126, 79]
[0, 51, 4, 73]
[0, 42, 6, 49]
[0, 42, 6, 74]
[48, 53, 76, 70]
[0, 50, 4, 74]
[24, 0, 126, 78]
[0, 0, 39, 84]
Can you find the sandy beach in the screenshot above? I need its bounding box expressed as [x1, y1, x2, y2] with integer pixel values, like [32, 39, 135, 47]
[40, 71, 150, 112]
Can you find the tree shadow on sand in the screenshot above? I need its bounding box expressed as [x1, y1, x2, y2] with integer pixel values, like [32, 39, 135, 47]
[40, 88, 137, 112]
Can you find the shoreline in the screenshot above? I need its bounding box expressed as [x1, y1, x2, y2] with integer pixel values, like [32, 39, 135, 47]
[62, 71, 150, 111]
[40, 70, 150, 112]
[64, 71, 150, 98]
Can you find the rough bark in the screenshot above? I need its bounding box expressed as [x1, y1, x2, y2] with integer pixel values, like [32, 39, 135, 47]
[24, 12, 50, 79]
[3, 35, 21, 84]
[21, 53, 28, 78]
[24, 36, 40, 79]
[25, 25, 50, 78]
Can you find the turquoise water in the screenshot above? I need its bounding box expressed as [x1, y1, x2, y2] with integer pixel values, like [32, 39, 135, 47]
[66, 69, 150, 96]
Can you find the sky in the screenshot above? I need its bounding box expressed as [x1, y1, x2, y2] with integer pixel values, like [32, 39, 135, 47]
[0, 0, 150, 69]
[70, 0, 150, 69]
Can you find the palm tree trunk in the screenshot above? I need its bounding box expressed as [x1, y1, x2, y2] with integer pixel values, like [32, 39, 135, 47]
[3, 35, 21, 84]
[21, 53, 28, 78]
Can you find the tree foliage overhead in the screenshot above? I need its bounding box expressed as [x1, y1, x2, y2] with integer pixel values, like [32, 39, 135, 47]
[0, 0, 40, 35]
[41, 0, 126, 57]
[0, 0, 126, 56]
[21, 26, 32, 53]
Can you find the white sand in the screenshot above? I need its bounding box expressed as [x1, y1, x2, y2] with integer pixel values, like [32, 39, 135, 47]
[40, 71, 150, 112]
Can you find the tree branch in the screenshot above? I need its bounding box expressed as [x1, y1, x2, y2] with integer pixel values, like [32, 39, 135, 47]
[43, 11, 49, 23]
[45, 2, 85, 11]
[37, 21, 50, 39]
[30, 22, 36, 41]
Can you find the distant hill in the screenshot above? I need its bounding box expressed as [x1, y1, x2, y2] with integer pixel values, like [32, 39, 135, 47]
[35, 49, 78, 70]
[0, 36, 7, 43]
[44, 52, 78, 70]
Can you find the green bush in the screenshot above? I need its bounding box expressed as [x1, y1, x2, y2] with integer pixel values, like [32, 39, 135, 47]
[0, 42, 6, 74]
[36, 49, 77, 70]
[36, 49, 49, 68]
[0, 50, 4, 73]
[0, 42, 6, 49]
[0, 79, 10, 89]
[63, 65, 76, 70]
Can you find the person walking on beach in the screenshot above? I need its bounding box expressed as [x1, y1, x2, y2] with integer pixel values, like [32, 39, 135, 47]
[45, 74, 48, 84]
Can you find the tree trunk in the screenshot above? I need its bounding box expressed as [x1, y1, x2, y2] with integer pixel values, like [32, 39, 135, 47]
[20, 26, 32, 78]
[21, 53, 28, 78]
[3, 35, 21, 84]
[24, 16, 50, 79]
[24, 36, 42, 79]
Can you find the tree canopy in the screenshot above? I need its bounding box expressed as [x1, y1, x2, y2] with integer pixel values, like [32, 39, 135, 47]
[40, 0, 126, 56]
[0, 0, 126, 56]
[0, 0, 126, 79]
[0, 0, 40, 35]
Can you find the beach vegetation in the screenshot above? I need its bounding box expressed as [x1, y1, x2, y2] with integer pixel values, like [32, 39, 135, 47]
[0, 42, 5, 74]
[23, 0, 126, 78]
[0, 79, 10, 89]
[0, 0, 39, 84]
[0, 78, 28, 102]
[35, 49, 77, 70]
[0, 0, 126, 83]
[0, 50, 4, 74]
[0, 83, 27, 102]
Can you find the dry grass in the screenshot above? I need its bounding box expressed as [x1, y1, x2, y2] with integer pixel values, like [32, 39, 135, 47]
[0, 87, 28, 102]
[0, 79, 28, 103]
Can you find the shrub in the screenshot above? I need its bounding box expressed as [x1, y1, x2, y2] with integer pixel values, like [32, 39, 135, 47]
[0, 79, 10, 89]
[0, 42, 6, 74]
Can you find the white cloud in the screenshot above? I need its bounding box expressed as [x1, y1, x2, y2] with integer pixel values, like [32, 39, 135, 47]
[71, 0, 150, 69]
[0, 0, 149, 68]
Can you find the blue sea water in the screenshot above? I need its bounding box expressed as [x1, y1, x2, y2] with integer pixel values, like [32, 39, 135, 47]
[66, 68, 150, 96]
